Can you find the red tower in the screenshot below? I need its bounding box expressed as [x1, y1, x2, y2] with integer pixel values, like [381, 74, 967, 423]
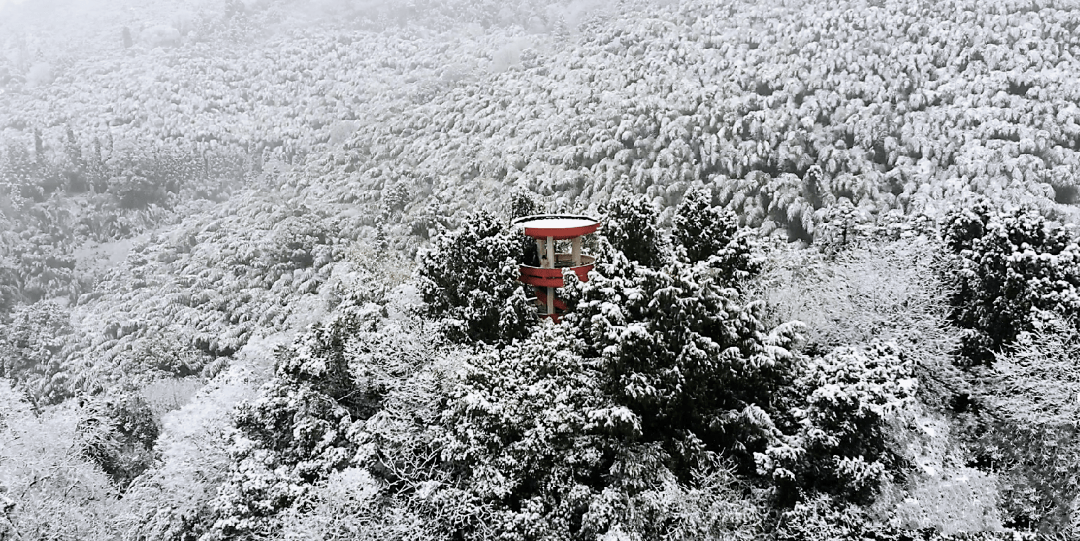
[513, 214, 601, 323]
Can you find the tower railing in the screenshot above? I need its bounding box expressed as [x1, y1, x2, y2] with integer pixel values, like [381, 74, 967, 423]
[512, 214, 600, 323]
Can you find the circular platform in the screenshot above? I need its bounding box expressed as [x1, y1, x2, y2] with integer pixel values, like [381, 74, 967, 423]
[512, 214, 600, 240]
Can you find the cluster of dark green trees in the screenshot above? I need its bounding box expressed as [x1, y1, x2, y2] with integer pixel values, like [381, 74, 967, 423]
[8, 0, 1080, 535]
[941, 204, 1080, 531]
[197, 186, 1080, 539]
[203, 189, 928, 540]
[4, 179, 1077, 539]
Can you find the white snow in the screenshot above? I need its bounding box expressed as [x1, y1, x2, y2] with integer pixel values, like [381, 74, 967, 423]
[520, 218, 598, 229]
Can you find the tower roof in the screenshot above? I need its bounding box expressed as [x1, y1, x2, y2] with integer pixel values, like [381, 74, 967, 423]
[512, 214, 600, 240]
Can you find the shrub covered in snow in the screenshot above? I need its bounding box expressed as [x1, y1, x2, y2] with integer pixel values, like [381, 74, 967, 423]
[943, 203, 1080, 364]
[757, 342, 917, 504]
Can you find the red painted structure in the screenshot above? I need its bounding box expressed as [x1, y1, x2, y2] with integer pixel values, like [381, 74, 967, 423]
[513, 215, 601, 323]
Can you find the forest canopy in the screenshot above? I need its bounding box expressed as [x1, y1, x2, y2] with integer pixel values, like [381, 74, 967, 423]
[2, 0, 1080, 538]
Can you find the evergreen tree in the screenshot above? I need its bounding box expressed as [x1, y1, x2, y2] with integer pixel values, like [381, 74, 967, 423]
[601, 193, 668, 269]
[509, 186, 541, 221]
[673, 187, 762, 285]
[0, 300, 75, 404]
[942, 204, 1080, 364]
[565, 250, 801, 478]
[416, 210, 535, 345]
[430, 317, 769, 539]
[76, 392, 159, 491]
[209, 312, 380, 540]
[757, 342, 915, 504]
[510, 187, 543, 267]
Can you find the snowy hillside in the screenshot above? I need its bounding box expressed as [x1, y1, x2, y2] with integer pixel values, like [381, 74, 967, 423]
[2, 0, 1080, 538]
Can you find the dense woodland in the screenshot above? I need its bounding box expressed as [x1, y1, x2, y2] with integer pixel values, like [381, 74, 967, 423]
[3, 0, 1080, 538]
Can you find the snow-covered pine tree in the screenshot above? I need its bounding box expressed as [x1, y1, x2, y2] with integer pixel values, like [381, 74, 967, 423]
[564, 248, 802, 479]
[509, 186, 541, 221]
[0, 300, 75, 404]
[943, 204, 1080, 364]
[416, 210, 535, 345]
[601, 193, 668, 269]
[428, 313, 767, 539]
[756, 342, 916, 504]
[673, 186, 762, 285]
[208, 312, 377, 540]
[76, 392, 159, 490]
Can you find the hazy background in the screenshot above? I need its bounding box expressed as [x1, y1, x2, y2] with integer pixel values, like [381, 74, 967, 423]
[0, 0, 616, 99]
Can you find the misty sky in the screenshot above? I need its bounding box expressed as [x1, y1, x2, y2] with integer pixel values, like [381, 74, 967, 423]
[0, 0, 27, 14]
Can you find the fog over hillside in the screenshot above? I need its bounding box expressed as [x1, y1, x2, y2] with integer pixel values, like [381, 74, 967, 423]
[3, 0, 1080, 539]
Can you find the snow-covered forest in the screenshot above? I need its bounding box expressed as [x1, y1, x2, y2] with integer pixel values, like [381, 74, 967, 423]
[2, 0, 1080, 538]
